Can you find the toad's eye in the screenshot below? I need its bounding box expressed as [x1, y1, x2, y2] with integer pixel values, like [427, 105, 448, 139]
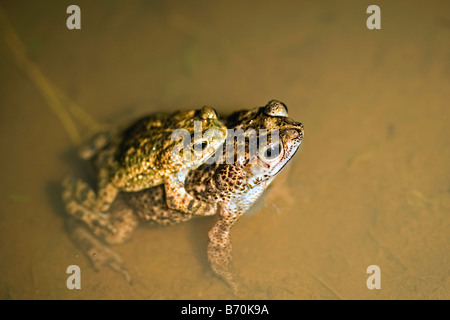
[259, 142, 283, 163]
[264, 143, 281, 159]
[193, 140, 209, 152]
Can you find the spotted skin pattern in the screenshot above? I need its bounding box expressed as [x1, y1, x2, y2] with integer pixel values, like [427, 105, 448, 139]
[65, 100, 304, 293]
[62, 107, 228, 234]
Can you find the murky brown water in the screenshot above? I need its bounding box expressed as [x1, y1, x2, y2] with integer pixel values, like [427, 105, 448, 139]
[0, 0, 449, 299]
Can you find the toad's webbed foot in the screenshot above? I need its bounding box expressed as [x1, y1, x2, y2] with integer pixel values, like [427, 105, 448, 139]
[66, 218, 133, 285]
[207, 239, 238, 295]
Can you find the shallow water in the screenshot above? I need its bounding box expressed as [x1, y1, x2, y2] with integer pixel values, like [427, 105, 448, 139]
[0, 0, 449, 299]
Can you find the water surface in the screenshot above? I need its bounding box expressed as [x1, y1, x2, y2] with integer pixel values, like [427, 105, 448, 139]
[0, 0, 449, 299]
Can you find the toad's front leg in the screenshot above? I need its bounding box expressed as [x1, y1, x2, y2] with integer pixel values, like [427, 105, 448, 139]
[164, 172, 217, 216]
[207, 208, 241, 294]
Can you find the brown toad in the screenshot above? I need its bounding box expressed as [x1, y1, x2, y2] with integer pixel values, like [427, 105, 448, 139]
[62, 107, 228, 234]
[67, 100, 304, 292]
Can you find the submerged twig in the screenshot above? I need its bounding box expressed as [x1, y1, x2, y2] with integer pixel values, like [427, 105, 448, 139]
[0, 7, 108, 146]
